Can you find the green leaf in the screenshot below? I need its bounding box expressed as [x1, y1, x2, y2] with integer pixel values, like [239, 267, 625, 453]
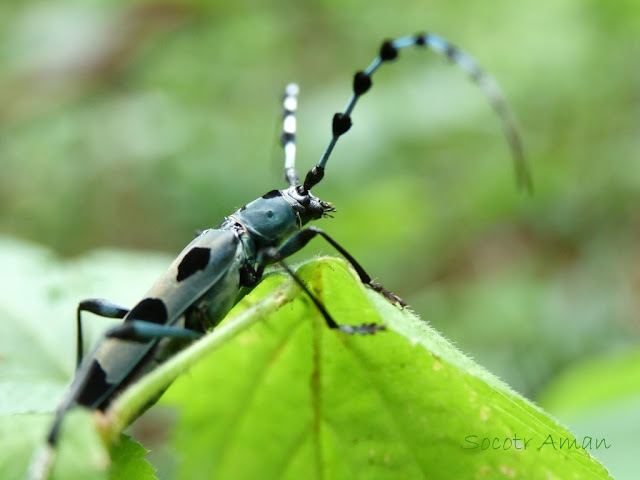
[156, 258, 612, 480]
[0, 237, 168, 480]
[2, 410, 108, 480]
[539, 349, 640, 416]
[0, 237, 613, 479]
[537, 349, 640, 479]
[108, 434, 156, 480]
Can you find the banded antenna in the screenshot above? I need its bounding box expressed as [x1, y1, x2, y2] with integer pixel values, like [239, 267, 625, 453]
[281, 82, 300, 187]
[300, 32, 533, 194]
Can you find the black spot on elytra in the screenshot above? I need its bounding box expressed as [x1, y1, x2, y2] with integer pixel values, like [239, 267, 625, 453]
[127, 298, 168, 325]
[177, 247, 211, 282]
[75, 359, 112, 409]
[262, 189, 281, 200]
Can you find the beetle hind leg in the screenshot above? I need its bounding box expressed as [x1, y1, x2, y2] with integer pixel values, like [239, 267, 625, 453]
[76, 299, 130, 369]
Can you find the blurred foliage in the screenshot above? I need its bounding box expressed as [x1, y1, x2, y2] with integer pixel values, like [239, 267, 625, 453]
[1, 0, 639, 478]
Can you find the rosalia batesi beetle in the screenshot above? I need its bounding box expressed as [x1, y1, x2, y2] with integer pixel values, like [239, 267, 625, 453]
[26, 32, 532, 479]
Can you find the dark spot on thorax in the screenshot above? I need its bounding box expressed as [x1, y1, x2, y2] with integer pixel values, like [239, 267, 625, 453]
[261, 189, 281, 199]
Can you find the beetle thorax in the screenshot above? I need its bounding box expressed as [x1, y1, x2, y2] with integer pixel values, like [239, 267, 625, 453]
[229, 187, 334, 247]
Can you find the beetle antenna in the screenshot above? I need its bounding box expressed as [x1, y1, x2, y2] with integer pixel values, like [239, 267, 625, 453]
[281, 83, 300, 187]
[302, 32, 533, 193]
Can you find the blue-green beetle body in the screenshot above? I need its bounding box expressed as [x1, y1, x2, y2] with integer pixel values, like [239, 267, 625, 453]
[55, 187, 334, 416]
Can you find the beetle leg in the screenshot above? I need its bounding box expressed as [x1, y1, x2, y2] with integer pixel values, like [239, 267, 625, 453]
[274, 226, 406, 307]
[259, 247, 385, 335]
[239, 262, 260, 287]
[76, 299, 129, 369]
[104, 320, 203, 343]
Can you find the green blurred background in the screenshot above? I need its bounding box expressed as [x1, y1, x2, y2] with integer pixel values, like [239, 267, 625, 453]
[1, 0, 639, 477]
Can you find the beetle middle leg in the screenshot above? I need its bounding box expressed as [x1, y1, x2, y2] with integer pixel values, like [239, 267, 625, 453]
[103, 320, 202, 343]
[77, 300, 203, 368]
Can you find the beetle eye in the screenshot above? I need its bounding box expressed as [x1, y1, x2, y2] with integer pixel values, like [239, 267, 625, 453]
[298, 194, 310, 206]
[288, 187, 310, 206]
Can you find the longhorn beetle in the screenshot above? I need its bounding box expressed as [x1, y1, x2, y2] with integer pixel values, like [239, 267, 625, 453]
[27, 32, 532, 479]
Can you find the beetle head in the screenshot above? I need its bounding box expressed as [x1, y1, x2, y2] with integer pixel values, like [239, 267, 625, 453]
[283, 185, 335, 225]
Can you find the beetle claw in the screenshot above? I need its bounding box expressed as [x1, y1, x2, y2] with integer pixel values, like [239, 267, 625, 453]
[338, 323, 386, 335]
[368, 282, 407, 308]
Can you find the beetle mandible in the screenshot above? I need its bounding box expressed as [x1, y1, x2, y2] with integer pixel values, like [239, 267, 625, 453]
[27, 32, 532, 479]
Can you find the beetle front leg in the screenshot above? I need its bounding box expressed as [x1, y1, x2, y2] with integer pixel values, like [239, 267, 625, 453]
[76, 299, 130, 369]
[258, 244, 386, 335]
[274, 226, 406, 307]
